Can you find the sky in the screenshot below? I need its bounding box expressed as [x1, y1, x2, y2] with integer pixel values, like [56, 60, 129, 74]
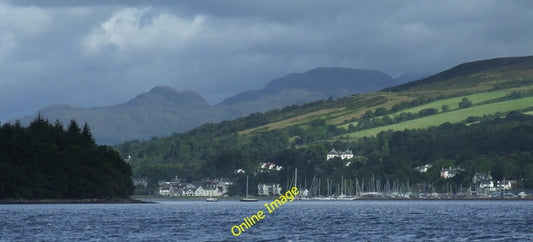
[1, 0, 533, 122]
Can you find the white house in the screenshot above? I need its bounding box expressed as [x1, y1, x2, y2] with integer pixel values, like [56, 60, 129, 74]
[258, 162, 283, 173]
[479, 180, 494, 189]
[257, 183, 282, 196]
[158, 181, 181, 196]
[194, 186, 208, 196]
[440, 167, 464, 179]
[414, 164, 432, 173]
[327, 149, 354, 160]
[472, 172, 492, 184]
[194, 186, 219, 196]
[496, 180, 517, 190]
[159, 186, 171, 196]
[133, 177, 148, 187]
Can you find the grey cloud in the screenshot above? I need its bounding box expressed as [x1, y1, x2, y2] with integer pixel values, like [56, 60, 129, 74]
[1, 0, 533, 122]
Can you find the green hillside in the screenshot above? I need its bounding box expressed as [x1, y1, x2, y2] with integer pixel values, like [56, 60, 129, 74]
[116, 55, 533, 194]
[337, 88, 533, 139]
[385, 55, 533, 92]
[344, 95, 533, 139]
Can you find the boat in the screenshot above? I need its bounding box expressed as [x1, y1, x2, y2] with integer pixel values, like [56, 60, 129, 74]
[206, 178, 218, 202]
[240, 197, 258, 202]
[240, 175, 258, 202]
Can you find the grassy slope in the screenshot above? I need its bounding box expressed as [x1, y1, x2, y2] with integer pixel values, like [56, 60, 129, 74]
[343, 95, 533, 138]
[390, 89, 510, 116]
[338, 87, 532, 128]
[240, 92, 418, 135]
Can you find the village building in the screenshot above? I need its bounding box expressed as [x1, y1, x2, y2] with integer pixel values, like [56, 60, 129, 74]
[496, 180, 517, 190]
[326, 149, 354, 160]
[257, 183, 282, 196]
[182, 183, 197, 196]
[158, 178, 233, 197]
[158, 184, 171, 196]
[258, 162, 283, 173]
[133, 177, 148, 187]
[472, 172, 493, 184]
[479, 180, 494, 189]
[414, 164, 432, 173]
[470, 172, 497, 195]
[194, 186, 225, 197]
[194, 186, 208, 196]
[158, 181, 181, 196]
[440, 167, 464, 179]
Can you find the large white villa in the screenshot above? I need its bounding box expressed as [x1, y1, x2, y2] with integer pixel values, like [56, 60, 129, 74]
[326, 149, 354, 160]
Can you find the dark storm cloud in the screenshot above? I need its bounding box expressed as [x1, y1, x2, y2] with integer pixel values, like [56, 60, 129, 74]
[1, 0, 533, 122]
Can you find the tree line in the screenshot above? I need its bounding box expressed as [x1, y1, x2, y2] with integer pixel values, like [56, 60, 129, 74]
[0, 116, 133, 199]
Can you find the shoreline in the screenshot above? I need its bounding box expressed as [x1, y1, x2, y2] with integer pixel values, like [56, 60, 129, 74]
[131, 195, 533, 202]
[0, 197, 152, 204]
[2, 196, 531, 204]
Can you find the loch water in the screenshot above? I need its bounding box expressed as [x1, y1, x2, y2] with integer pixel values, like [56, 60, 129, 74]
[1, 200, 532, 241]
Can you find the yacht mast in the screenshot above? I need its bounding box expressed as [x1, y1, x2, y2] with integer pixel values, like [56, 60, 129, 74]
[294, 168, 298, 189]
[245, 175, 249, 197]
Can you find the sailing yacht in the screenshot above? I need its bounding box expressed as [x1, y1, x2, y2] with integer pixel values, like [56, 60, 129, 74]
[206, 179, 218, 202]
[240, 175, 258, 202]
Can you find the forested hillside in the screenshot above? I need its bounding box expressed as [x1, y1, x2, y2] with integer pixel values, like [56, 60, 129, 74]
[0, 117, 133, 199]
[119, 112, 533, 194]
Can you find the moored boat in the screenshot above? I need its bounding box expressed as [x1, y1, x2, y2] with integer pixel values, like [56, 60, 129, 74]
[206, 178, 218, 202]
[240, 175, 258, 202]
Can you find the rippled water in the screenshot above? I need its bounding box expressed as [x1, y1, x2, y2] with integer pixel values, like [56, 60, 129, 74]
[1, 200, 532, 241]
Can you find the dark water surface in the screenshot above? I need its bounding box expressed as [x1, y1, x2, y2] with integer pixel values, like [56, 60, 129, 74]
[1, 200, 532, 241]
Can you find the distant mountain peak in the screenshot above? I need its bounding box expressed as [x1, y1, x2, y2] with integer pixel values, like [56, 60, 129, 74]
[264, 67, 394, 92]
[128, 86, 208, 107]
[218, 67, 396, 115]
[40, 104, 81, 112]
[304, 66, 379, 74]
[304, 66, 343, 74]
[148, 85, 180, 94]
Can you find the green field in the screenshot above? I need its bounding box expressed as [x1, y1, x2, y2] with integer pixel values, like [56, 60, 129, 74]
[389, 89, 513, 116]
[338, 87, 531, 129]
[343, 95, 533, 138]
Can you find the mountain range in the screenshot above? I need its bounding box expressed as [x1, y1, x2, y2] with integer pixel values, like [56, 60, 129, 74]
[13, 67, 397, 144]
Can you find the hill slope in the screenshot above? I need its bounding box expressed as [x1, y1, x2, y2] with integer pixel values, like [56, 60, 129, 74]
[385, 55, 533, 92]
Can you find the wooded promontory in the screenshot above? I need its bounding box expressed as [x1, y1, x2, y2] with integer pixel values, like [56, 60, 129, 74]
[0, 116, 133, 200]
